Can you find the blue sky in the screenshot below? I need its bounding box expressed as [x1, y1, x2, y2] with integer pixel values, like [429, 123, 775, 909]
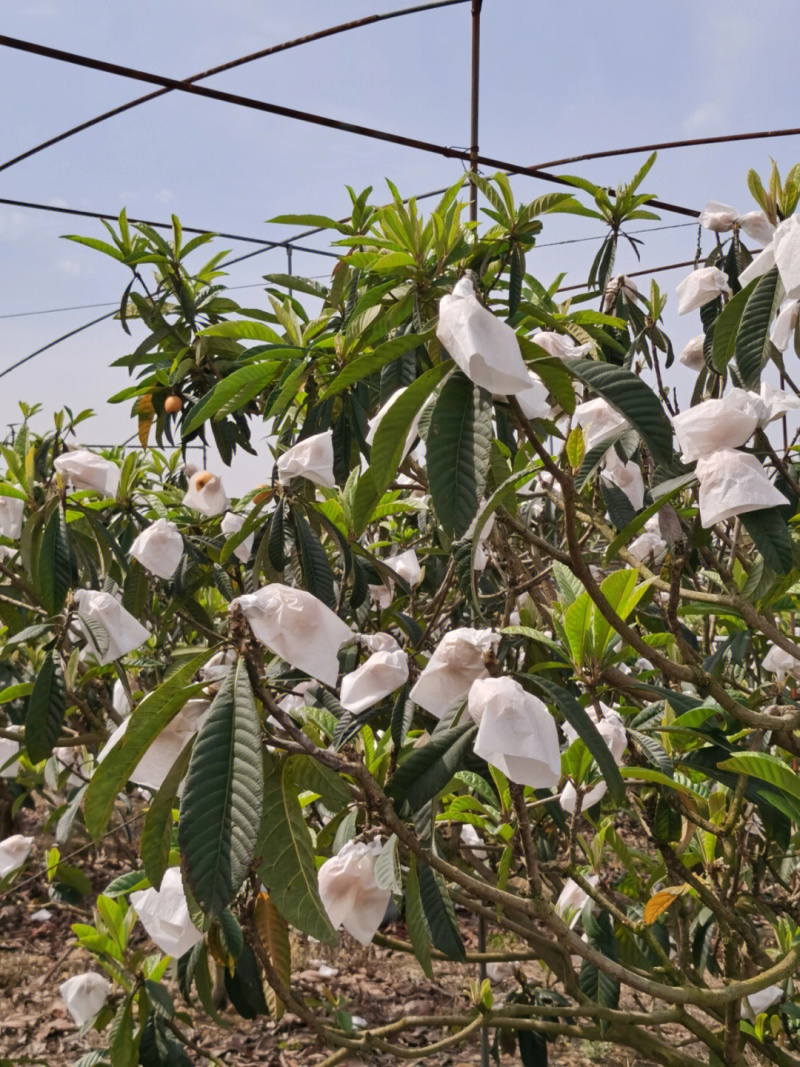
[1, 0, 797, 492]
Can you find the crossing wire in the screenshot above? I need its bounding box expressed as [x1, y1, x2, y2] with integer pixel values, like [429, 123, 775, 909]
[0, 33, 700, 220]
[0, 1, 469, 175]
[0, 255, 703, 379]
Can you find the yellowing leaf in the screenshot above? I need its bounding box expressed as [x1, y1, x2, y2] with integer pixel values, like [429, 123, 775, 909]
[566, 425, 585, 470]
[137, 393, 154, 449]
[644, 886, 687, 925]
[254, 892, 291, 1019]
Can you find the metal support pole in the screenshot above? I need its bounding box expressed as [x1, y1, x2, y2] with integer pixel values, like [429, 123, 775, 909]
[286, 245, 293, 292]
[473, 11, 487, 1061]
[469, 0, 483, 224]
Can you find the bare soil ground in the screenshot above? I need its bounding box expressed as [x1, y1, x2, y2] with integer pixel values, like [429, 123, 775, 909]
[0, 803, 658, 1067]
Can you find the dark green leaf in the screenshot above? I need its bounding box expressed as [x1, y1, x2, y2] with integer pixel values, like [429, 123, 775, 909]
[179, 660, 264, 915]
[579, 911, 620, 1011]
[427, 372, 493, 538]
[739, 507, 793, 575]
[182, 360, 284, 436]
[38, 504, 71, 615]
[404, 855, 433, 978]
[518, 1030, 548, 1067]
[289, 752, 351, 809]
[292, 508, 336, 610]
[224, 942, 269, 1019]
[25, 651, 66, 764]
[267, 500, 287, 572]
[141, 742, 194, 890]
[255, 751, 337, 943]
[390, 681, 414, 749]
[529, 678, 625, 804]
[386, 722, 477, 816]
[84, 650, 212, 840]
[628, 729, 673, 776]
[734, 268, 782, 389]
[711, 281, 756, 372]
[564, 359, 673, 465]
[418, 861, 466, 962]
[121, 559, 150, 617]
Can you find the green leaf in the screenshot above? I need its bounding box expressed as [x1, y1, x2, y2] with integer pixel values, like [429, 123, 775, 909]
[717, 752, 800, 801]
[552, 562, 586, 606]
[427, 373, 493, 538]
[24, 651, 66, 764]
[711, 280, 756, 372]
[109, 995, 137, 1067]
[0, 682, 33, 704]
[121, 559, 151, 618]
[179, 660, 264, 915]
[289, 753, 351, 810]
[141, 742, 194, 890]
[593, 569, 652, 658]
[256, 751, 337, 944]
[351, 364, 448, 536]
[739, 508, 793, 575]
[84, 650, 212, 840]
[268, 212, 352, 233]
[404, 855, 433, 978]
[734, 268, 782, 389]
[605, 476, 695, 562]
[619, 766, 705, 801]
[38, 504, 71, 615]
[385, 722, 477, 816]
[563, 591, 593, 668]
[418, 861, 466, 961]
[579, 911, 620, 1010]
[322, 333, 425, 399]
[374, 834, 403, 893]
[519, 337, 576, 415]
[564, 358, 673, 465]
[63, 234, 126, 261]
[628, 729, 673, 776]
[369, 364, 448, 491]
[182, 360, 284, 436]
[529, 678, 625, 804]
[199, 321, 283, 343]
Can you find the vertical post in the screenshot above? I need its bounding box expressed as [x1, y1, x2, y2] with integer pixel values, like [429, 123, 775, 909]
[469, 0, 483, 225]
[469, 4, 488, 1054]
[286, 244, 293, 285]
[472, 9, 487, 1058]
[478, 914, 489, 1067]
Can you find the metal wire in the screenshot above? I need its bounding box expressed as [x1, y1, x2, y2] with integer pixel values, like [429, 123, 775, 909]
[0, 1, 469, 174]
[0, 33, 699, 219]
[556, 258, 696, 293]
[0, 311, 117, 380]
[0, 196, 340, 258]
[532, 126, 800, 171]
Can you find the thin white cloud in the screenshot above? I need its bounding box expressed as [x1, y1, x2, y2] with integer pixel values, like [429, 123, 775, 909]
[683, 102, 723, 135]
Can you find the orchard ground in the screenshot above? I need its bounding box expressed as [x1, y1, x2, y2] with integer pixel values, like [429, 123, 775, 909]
[0, 799, 659, 1067]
